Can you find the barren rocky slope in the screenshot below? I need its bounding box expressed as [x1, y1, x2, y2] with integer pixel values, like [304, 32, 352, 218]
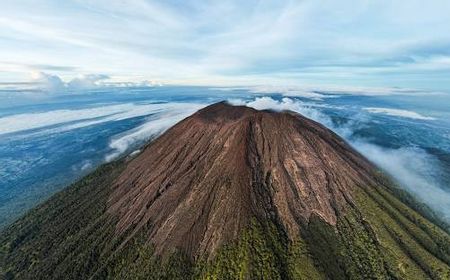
[109, 102, 378, 257]
[1, 102, 450, 280]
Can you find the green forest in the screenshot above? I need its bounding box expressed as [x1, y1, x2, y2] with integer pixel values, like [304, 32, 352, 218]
[1, 160, 450, 280]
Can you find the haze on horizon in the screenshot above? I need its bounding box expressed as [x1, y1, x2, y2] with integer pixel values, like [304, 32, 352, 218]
[1, 0, 450, 92]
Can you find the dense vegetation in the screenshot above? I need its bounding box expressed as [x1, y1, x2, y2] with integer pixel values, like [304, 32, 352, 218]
[1, 159, 450, 279]
[0, 160, 126, 279]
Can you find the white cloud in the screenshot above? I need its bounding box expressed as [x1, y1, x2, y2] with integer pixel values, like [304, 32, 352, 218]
[29, 71, 114, 91]
[0, 102, 203, 136]
[1, 1, 450, 90]
[67, 74, 110, 89]
[231, 97, 336, 129]
[353, 142, 450, 221]
[112, 80, 163, 87]
[31, 71, 65, 91]
[243, 97, 299, 111]
[80, 160, 93, 171]
[219, 84, 445, 98]
[105, 103, 204, 161]
[26, 71, 164, 92]
[364, 107, 435, 120]
[244, 85, 325, 100]
[0, 104, 134, 135]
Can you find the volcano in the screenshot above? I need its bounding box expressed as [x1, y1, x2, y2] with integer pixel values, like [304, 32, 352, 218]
[2, 102, 450, 280]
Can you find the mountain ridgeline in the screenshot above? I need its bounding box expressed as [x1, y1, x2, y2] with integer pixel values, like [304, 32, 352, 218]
[1, 102, 450, 279]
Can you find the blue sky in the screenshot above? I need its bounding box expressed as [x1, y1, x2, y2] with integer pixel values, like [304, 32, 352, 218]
[1, 0, 450, 91]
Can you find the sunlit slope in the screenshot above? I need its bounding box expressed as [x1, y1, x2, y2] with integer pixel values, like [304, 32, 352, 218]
[1, 102, 450, 280]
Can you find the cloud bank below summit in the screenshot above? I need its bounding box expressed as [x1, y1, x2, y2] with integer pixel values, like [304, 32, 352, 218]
[104, 103, 204, 161]
[1, 92, 449, 225]
[0, 102, 204, 138]
[364, 107, 435, 120]
[218, 85, 446, 100]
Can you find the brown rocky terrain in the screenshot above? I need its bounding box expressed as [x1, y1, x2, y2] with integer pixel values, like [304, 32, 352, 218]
[108, 101, 382, 258]
[3, 101, 450, 279]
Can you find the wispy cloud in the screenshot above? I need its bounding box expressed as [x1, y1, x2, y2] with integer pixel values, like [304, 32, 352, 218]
[364, 107, 436, 120]
[219, 84, 447, 99]
[352, 142, 450, 221]
[0, 102, 202, 135]
[1, 1, 450, 90]
[105, 103, 203, 161]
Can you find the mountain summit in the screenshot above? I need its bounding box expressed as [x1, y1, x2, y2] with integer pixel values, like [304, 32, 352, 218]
[2, 102, 450, 279]
[109, 101, 377, 258]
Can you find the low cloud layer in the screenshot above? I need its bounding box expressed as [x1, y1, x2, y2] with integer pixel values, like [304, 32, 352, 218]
[243, 86, 326, 100]
[364, 107, 435, 120]
[229, 97, 336, 130]
[0, 102, 203, 137]
[4, 94, 447, 221]
[352, 141, 450, 221]
[218, 85, 443, 100]
[105, 103, 204, 161]
[0, 104, 142, 135]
